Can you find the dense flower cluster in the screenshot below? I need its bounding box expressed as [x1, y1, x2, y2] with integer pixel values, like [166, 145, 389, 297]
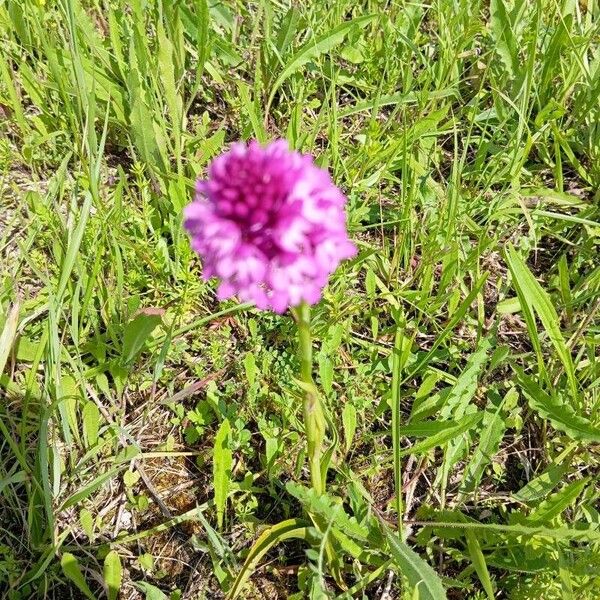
[184, 140, 356, 313]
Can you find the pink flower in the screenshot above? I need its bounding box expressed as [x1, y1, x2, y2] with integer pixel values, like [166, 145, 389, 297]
[184, 140, 356, 313]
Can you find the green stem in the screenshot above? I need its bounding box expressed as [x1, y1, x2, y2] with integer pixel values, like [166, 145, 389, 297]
[391, 326, 404, 534]
[293, 303, 345, 587]
[295, 302, 325, 496]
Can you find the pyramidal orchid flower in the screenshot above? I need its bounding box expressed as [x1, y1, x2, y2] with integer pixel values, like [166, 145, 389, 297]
[184, 140, 356, 313]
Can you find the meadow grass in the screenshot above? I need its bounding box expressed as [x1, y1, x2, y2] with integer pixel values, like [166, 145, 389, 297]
[1, 0, 599, 598]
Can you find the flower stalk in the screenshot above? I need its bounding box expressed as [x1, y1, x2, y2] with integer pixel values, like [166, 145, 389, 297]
[294, 302, 345, 586]
[294, 302, 326, 495]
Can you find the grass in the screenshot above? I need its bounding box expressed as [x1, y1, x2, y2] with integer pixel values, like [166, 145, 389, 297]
[1, 0, 599, 598]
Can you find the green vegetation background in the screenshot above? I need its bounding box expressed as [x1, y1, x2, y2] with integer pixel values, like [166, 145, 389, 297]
[0, 0, 599, 598]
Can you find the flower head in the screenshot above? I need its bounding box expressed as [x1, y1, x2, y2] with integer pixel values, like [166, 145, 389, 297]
[184, 140, 356, 313]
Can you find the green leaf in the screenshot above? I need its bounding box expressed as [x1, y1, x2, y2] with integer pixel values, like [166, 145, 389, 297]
[138, 553, 154, 572]
[0, 301, 19, 376]
[60, 553, 96, 600]
[56, 192, 93, 302]
[14, 336, 39, 361]
[490, 0, 519, 77]
[0, 470, 28, 495]
[60, 460, 133, 510]
[157, 22, 182, 155]
[465, 531, 495, 599]
[123, 469, 140, 487]
[342, 403, 357, 454]
[103, 551, 122, 600]
[384, 528, 447, 600]
[505, 246, 578, 401]
[391, 326, 405, 528]
[274, 7, 301, 60]
[338, 89, 457, 118]
[238, 82, 267, 143]
[128, 62, 165, 171]
[461, 408, 506, 495]
[514, 463, 570, 502]
[496, 296, 521, 314]
[442, 336, 492, 419]
[318, 354, 334, 396]
[243, 351, 256, 387]
[213, 418, 232, 529]
[194, 0, 210, 82]
[416, 517, 600, 543]
[228, 519, 311, 599]
[82, 400, 100, 448]
[135, 581, 168, 600]
[286, 483, 368, 540]
[0, 52, 27, 135]
[518, 374, 600, 442]
[527, 478, 588, 524]
[267, 14, 376, 111]
[79, 508, 94, 540]
[396, 419, 474, 438]
[121, 308, 164, 366]
[399, 413, 483, 457]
